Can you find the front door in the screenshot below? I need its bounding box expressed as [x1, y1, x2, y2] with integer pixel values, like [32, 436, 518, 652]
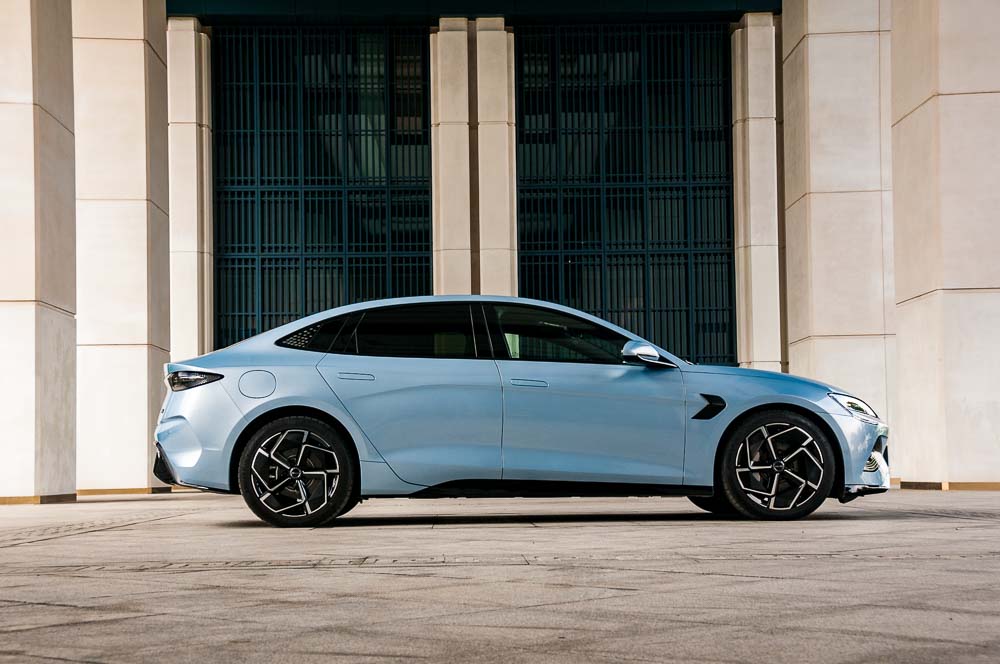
[317, 302, 502, 487]
[488, 303, 687, 484]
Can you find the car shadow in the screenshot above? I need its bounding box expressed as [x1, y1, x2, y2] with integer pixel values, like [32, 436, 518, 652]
[218, 510, 865, 529]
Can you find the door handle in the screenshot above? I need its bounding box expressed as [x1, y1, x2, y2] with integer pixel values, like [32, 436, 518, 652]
[337, 372, 375, 381]
[510, 378, 548, 388]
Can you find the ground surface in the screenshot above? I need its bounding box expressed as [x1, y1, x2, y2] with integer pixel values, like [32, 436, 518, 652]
[1, 491, 999, 663]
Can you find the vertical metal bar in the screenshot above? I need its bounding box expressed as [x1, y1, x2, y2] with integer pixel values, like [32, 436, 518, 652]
[641, 24, 652, 342]
[598, 26, 607, 320]
[554, 28, 564, 305]
[340, 28, 349, 306]
[296, 28, 305, 319]
[253, 28, 263, 341]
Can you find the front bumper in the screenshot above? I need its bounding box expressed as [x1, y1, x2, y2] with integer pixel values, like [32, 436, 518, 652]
[832, 413, 890, 501]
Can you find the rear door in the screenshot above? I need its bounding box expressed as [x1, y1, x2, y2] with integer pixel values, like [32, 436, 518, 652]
[317, 302, 502, 487]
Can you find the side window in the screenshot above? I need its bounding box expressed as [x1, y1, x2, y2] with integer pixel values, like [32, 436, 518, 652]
[352, 304, 478, 359]
[490, 304, 628, 364]
[276, 315, 349, 352]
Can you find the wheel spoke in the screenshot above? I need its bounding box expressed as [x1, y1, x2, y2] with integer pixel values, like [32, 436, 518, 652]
[734, 422, 825, 512]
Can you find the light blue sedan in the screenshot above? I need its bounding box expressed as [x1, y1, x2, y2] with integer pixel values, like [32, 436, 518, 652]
[154, 296, 890, 527]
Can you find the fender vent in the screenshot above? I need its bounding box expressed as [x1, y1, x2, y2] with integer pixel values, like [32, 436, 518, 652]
[692, 394, 726, 420]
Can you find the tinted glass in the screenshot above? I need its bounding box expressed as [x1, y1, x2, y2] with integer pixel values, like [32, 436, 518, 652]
[276, 315, 348, 352]
[352, 304, 477, 359]
[491, 305, 628, 364]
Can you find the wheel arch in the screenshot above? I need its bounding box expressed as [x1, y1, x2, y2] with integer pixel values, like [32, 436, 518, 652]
[228, 405, 361, 498]
[711, 403, 845, 499]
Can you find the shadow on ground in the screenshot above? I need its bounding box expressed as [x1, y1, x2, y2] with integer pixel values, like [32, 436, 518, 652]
[217, 509, 872, 529]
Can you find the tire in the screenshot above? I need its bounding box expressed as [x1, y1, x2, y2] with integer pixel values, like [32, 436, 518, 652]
[687, 494, 740, 516]
[238, 416, 356, 528]
[718, 410, 836, 521]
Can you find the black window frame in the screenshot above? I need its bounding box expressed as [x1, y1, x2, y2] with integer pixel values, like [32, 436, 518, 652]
[484, 303, 630, 365]
[332, 302, 489, 360]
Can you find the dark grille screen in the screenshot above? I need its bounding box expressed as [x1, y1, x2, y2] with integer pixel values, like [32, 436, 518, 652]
[515, 23, 736, 364]
[213, 26, 432, 349]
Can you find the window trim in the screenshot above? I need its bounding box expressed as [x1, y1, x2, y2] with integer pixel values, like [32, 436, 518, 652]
[484, 303, 630, 365]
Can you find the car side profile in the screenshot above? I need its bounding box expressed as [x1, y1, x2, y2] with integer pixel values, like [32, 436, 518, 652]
[153, 296, 890, 527]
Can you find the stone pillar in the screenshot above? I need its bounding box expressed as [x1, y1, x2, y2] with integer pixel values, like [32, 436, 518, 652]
[732, 13, 782, 372]
[167, 17, 213, 361]
[781, 0, 894, 421]
[892, 0, 1000, 489]
[73, 0, 171, 493]
[0, 0, 77, 504]
[430, 18, 473, 294]
[473, 18, 517, 296]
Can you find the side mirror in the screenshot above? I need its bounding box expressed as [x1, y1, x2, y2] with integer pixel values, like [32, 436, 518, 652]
[622, 340, 677, 369]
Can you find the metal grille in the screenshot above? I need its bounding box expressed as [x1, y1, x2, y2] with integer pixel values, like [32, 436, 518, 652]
[213, 26, 432, 349]
[515, 23, 736, 365]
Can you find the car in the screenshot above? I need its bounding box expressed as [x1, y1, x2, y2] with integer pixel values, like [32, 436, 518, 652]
[153, 295, 890, 527]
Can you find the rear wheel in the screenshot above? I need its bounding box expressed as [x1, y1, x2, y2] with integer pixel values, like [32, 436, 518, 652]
[719, 410, 836, 520]
[687, 494, 739, 516]
[238, 416, 356, 528]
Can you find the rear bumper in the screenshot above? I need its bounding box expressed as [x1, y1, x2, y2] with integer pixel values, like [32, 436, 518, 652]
[154, 379, 248, 492]
[152, 444, 177, 485]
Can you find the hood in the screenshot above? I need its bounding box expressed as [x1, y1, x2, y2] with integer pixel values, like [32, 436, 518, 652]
[682, 364, 848, 395]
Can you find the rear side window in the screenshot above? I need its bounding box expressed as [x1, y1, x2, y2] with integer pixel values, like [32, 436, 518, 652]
[276, 315, 348, 353]
[350, 304, 478, 359]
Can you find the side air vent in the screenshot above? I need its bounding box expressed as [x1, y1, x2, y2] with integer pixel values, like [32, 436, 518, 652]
[692, 394, 726, 420]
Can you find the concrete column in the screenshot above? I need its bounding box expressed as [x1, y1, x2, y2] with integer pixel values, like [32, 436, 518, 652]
[732, 13, 782, 372]
[167, 17, 213, 360]
[892, 0, 1000, 489]
[781, 0, 895, 422]
[73, 0, 171, 493]
[473, 18, 517, 296]
[430, 18, 473, 294]
[0, 0, 77, 504]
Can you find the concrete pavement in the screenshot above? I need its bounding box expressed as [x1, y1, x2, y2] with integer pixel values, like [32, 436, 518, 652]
[1, 490, 999, 663]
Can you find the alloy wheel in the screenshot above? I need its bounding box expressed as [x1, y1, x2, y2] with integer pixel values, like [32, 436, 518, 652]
[734, 423, 825, 512]
[248, 429, 340, 518]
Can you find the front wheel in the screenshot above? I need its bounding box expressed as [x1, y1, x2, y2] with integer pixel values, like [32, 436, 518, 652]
[238, 416, 356, 528]
[718, 410, 836, 520]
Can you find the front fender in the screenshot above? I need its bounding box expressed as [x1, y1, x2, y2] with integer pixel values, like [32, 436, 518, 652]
[681, 371, 854, 489]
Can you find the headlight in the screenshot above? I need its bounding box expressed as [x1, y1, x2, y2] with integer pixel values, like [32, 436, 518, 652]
[166, 371, 222, 391]
[829, 393, 880, 423]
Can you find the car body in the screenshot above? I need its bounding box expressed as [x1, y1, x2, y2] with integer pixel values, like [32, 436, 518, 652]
[153, 295, 890, 525]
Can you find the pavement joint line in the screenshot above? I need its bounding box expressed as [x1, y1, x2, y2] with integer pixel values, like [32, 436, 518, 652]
[0, 512, 197, 549]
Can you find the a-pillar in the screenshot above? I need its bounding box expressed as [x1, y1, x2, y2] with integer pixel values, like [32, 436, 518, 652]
[731, 13, 782, 372]
[892, 0, 1000, 489]
[0, 0, 77, 504]
[73, 0, 171, 493]
[781, 0, 895, 421]
[167, 17, 213, 361]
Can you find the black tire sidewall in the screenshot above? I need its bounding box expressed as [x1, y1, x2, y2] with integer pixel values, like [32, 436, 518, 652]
[720, 410, 836, 521]
[238, 416, 356, 528]
[687, 494, 740, 516]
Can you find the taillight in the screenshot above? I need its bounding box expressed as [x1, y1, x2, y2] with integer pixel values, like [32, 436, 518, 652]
[166, 371, 223, 392]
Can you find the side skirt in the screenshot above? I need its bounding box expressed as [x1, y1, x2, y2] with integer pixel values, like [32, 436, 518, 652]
[398, 480, 713, 500]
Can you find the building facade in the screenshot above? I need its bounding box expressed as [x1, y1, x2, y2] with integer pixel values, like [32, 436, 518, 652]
[3, 0, 999, 501]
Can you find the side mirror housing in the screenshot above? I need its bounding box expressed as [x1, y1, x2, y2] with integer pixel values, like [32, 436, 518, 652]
[622, 340, 678, 369]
